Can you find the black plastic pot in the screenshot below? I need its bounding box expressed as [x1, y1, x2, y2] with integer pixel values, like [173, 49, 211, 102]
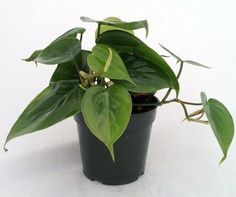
[74, 101, 157, 185]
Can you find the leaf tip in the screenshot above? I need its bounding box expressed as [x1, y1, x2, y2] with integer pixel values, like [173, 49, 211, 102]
[3, 147, 8, 152]
[106, 143, 115, 162]
[200, 91, 207, 100]
[80, 16, 85, 21]
[3, 141, 8, 152]
[219, 155, 227, 166]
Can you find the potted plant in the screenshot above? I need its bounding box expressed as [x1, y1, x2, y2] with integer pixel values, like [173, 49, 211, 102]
[4, 16, 234, 185]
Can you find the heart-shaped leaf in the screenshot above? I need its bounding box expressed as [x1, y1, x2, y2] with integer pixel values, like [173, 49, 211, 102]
[87, 44, 134, 84]
[81, 85, 132, 161]
[81, 16, 148, 37]
[5, 81, 85, 149]
[50, 50, 91, 83]
[201, 92, 234, 163]
[96, 30, 179, 93]
[35, 38, 81, 65]
[24, 27, 85, 63]
[114, 54, 173, 93]
[52, 27, 85, 43]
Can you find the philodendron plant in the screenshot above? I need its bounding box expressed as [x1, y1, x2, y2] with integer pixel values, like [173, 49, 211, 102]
[4, 16, 234, 163]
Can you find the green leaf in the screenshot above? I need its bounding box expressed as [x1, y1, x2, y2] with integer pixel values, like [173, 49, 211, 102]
[95, 17, 134, 38]
[96, 30, 179, 93]
[183, 60, 211, 69]
[35, 38, 81, 65]
[159, 44, 182, 62]
[50, 61, 79, 83]
[114, 54, 174, 93]
[87, 44, 134, 84]
[50, 50, 91, 83]
[201, 92, 234, 163]
[81, 85, 132, 161]
[24, 27, 85, 63]
[23, 50, 42, 62]
[159, 44, 211, 69]
[5, 81, 85, 149]
[52, 27, 85, 43]
[81, 16, 148, 37]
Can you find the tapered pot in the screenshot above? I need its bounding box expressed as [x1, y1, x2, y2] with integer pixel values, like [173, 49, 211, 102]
[74, 102, 157, 185]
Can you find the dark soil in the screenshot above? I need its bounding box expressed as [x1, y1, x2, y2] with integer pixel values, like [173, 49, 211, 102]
[131, 93, 158, 114]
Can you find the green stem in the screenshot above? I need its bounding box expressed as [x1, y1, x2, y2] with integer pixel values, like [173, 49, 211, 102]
[79, 84, 87, 91]
[179, 100, 202, 106]
[179, 102, 189, 119]
[73, 59, 84, 86]
[187, 118, 209, 125]
[97, 24, 101, 38]
[195, 111, 205, 120]
[161, 61, 184, 102]
[160, 98, 208, 125]
[176, 61, 184, 79]
[80, 33, 83, 45]
[160, 98, 202, 106]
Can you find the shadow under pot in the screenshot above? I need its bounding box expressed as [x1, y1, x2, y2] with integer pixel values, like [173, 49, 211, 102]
[74, 96, 158, 185]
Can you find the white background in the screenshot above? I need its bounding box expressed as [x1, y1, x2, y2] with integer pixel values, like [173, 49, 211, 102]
[0, 0, 236, 196]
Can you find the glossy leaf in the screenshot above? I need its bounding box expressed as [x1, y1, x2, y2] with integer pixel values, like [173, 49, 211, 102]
[24, 50, 42, 62]
[50, 50, 91, 83]
[35, 38, 81, 65]
[52, 27, 85, 43]
[114, 54, 173, 93]
[95, 17, 134, 38]
[81, 85, 132, 161]
[81, 16, 148, 37]
[96, 30, 179, 93]
[201, 92, 234, 163]
[87, 44, 134, 84]
[5, 81, 85, 148]
[24, 27, 85, 63]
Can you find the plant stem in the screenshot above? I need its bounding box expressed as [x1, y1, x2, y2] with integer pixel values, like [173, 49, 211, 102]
[161, 61, 184, 102]
[179, 101, 189, 119]
[73, 59, 85, 86]
[195, 111, 205, 120]
[80, 33, 83, 45]
[161, 98, 202, 106]
[176, 61, 184, 79]
[160, 98, 208, 124]
[97, 24, 101, 38]
[187, 118, 209, 125]
[178, 100, 202, 106]
[160, 88, 172, 103]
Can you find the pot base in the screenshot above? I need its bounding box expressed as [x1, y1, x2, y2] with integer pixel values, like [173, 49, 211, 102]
[83, 170, 144, 185]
